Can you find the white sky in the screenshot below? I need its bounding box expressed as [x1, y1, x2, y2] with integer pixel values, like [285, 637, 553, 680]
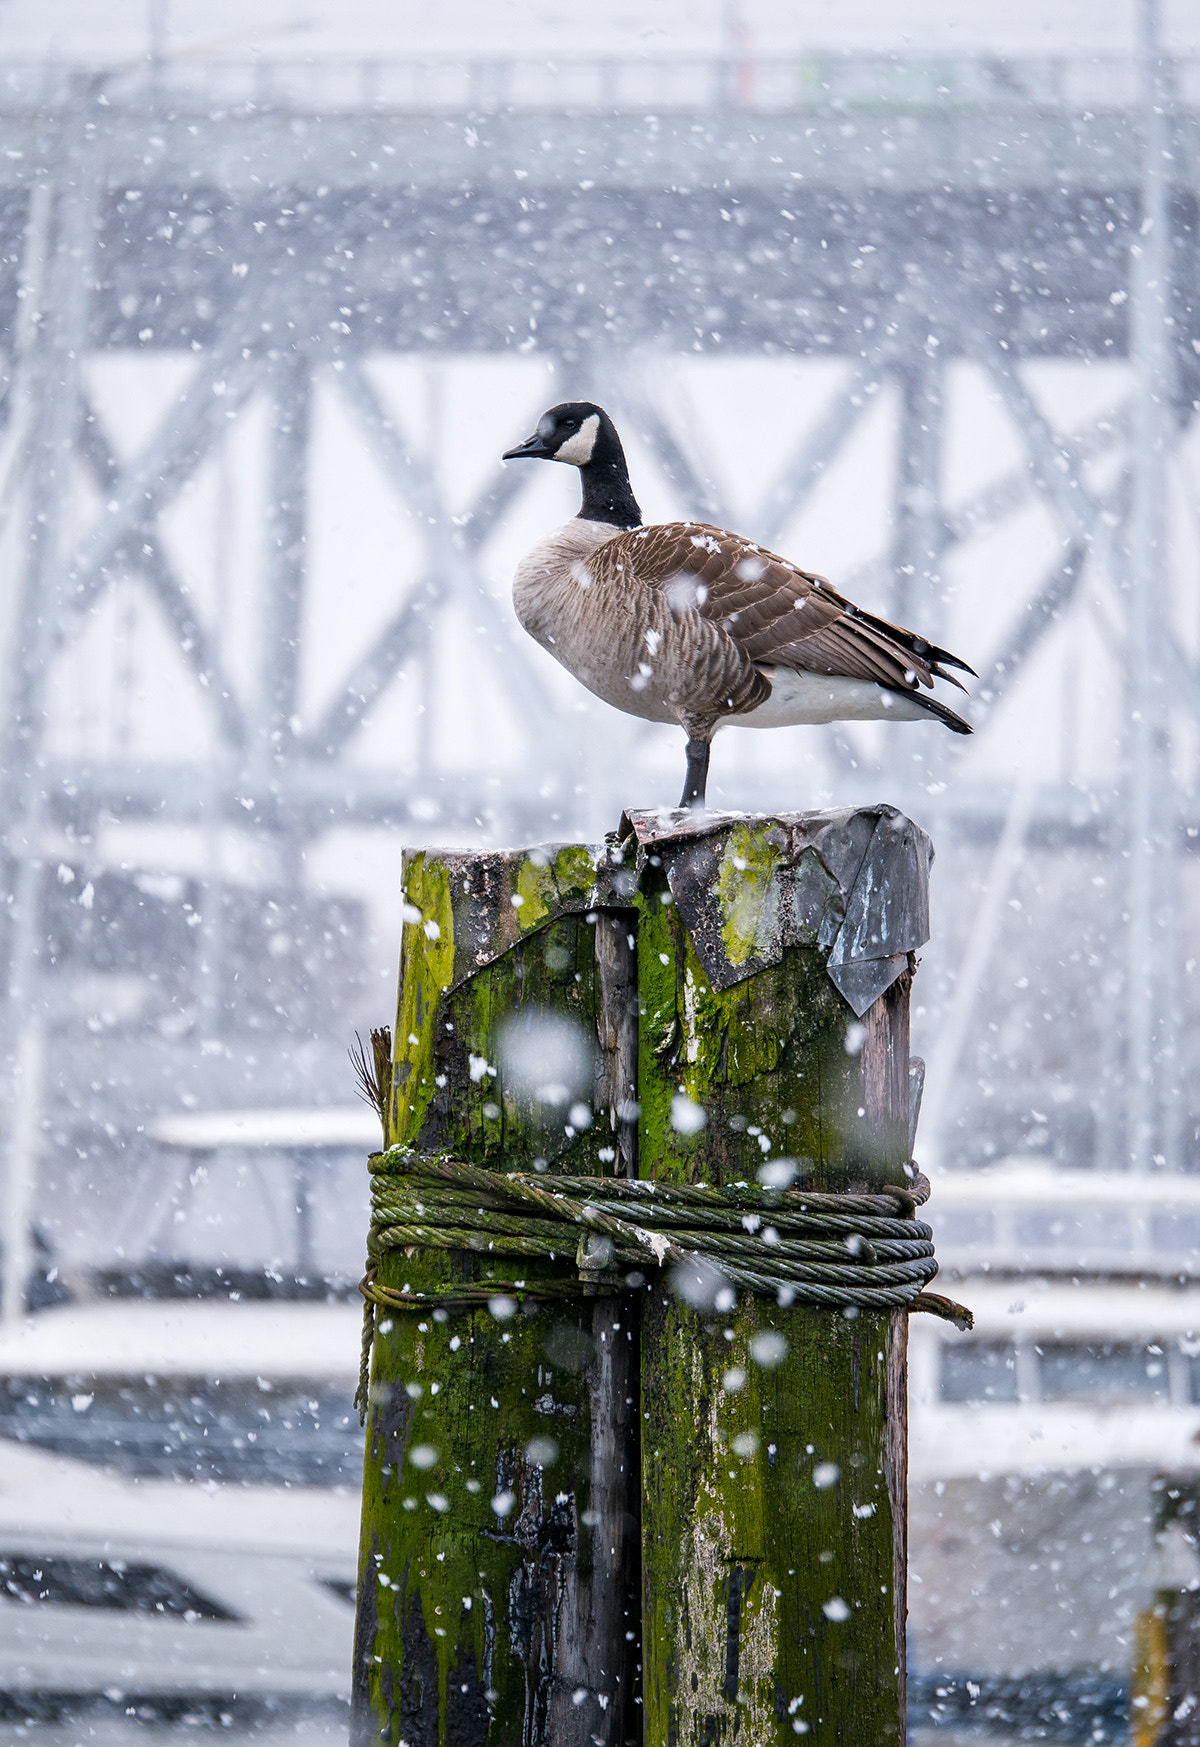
[2, 0, 1198, 63]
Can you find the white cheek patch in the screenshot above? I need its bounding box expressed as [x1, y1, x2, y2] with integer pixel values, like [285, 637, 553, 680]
[554, 413, 600, 466]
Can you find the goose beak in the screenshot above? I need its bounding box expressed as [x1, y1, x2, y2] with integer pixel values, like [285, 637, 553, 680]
[502, 432, 554, 461]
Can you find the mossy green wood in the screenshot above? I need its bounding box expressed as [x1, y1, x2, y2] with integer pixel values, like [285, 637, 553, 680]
[636, 858, 909, 1747]
[352, 847, 640, 1747]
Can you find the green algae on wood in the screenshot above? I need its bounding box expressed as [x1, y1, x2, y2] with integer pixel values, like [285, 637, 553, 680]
[390, 843, 633, 1164]
[640, 1294, 907, 1747]
[633, 826, 917, 1747]
[354, 1283, 639, 1747]
[635, 870, 890, 1191]
[352, 842, 640, 1747]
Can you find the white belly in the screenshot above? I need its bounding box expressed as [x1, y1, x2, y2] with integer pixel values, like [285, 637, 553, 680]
[729, 667, 931, 729]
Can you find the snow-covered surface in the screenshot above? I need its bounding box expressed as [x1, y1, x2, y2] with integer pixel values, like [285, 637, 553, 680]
[149, 1105, 381, 1151]
[0, 1440, 357, 1694]
[0, 1309, 362, 1697]
[912, 1399, 1200, 1482]
[925, 1160, 1200, 1269]
[0, 1300, 363, 1379]
[929, 1160, 1200, 1208]
[0, 1436, 360, 1558]
[914, 1277, 1200, 1348]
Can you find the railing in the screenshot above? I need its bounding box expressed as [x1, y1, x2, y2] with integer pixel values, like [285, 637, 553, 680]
[0, 52, 1197, 117]
[929, 1163, 1200, 1278]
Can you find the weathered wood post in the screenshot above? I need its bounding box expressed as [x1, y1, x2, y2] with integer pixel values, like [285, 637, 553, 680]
[626, 806, 928, 1747]
[351, 841, 644, 1747]
[352, 807, 952, 1747]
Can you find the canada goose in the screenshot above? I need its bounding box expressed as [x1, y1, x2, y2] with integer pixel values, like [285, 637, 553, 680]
[503, 401, 974, 808]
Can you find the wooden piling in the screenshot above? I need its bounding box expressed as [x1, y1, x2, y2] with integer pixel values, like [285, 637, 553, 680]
[627, 808, 920, 1747]
[352, 807, 933, 1747]
[351, 842, 642, 1747]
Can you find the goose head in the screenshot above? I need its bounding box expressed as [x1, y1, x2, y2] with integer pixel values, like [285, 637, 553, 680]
[503, 402, 642, 528]
[503, 401, 619, 467]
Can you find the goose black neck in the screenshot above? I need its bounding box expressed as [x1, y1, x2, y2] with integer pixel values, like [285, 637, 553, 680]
[577, 454, 642, 529]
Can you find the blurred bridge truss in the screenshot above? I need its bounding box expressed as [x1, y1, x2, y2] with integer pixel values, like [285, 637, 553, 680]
[0, 41, 1198, 1301]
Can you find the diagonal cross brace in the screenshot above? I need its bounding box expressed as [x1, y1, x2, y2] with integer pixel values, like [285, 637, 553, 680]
[62, 309, 267, 624]
[606, 369, 734, 527]
[304, 581, 437, 759]
[755, 361, 879, 548]
[302, 362, 562, 760]
[974, 540, 1088, 710]
[942, 397, 1130, 549]
[73, 397, 247, 751]
[981, 345, 1104, 547]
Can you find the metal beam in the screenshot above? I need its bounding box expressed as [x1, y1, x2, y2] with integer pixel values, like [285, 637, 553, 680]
[1, 81, 100, 1323]
[1125, 0, 1177, 1170]
[607, 369, 734, 526]
[38, 758, 1200, 852]
[39, 757, 572, 836]
[305, 579, 438, 759]
[261, 349, 311, 768]
[0, 178, 51, 547]
[891, 355, 945, 631]
[0, 172, 1171, 364]
[920, 772, 1041, 1167]
[940, 398, 1131, 548]
[456, 458, 538, 553]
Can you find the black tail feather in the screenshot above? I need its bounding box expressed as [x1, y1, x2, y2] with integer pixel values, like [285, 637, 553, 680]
[898, 688, 973, 735]
[925, 643, 977, 678]
[848, 601, 977, 681]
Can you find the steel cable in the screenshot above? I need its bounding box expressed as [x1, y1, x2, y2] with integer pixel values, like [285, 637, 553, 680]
[356, 1147, 971, 1415]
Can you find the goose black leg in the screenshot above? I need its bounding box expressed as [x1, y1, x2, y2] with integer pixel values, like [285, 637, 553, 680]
[679, 737, 710, 809]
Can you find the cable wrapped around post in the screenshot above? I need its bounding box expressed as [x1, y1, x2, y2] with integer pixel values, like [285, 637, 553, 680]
[356, 1145, 971, 1415]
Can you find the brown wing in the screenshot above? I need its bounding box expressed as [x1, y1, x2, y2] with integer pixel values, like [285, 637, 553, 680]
[596, 522, 973, 696]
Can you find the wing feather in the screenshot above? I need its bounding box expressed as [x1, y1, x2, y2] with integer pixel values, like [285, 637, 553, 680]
[589, 522, 973, 706]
